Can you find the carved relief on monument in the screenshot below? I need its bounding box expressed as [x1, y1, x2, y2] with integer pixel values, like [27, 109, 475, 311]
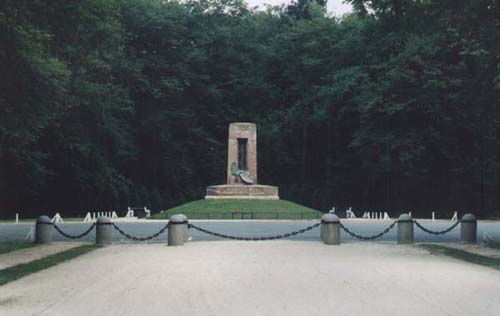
[227, 123, 257, 185]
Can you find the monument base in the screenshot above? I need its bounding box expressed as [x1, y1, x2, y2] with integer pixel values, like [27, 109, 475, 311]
[205, 184, 279, 200]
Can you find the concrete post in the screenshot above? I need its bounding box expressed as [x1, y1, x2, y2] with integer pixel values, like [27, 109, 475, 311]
[397, 214, 414, 244]
[96, 217, 112, 245]
[168, 214, 188, 246]
[179, 214, 189, 242]
[321, 214, 340, 245]
[460, 213, 477, 243]
[35, 215, 53, 244]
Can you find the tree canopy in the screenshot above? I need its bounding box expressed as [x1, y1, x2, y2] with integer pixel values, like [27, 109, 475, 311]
[0, 0, 499, 217]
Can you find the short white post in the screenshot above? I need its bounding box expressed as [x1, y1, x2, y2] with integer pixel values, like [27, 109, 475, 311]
[15, 213, 19, 223]
[25, 227, 34, 241]
[51, 213, 63, 223]
[432, 212, 435, 221]
[84, 212, 91, 223]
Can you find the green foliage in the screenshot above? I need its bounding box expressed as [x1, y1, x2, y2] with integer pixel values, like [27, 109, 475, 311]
[0, 0, 499, 217]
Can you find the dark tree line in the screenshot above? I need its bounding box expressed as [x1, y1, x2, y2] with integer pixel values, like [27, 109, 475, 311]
[0, 0, 499, 218]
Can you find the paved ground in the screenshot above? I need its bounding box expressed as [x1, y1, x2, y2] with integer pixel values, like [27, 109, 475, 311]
[0, 243, 81, 269]
[1, 219, 500, 243]
[1, 241, 500, 316]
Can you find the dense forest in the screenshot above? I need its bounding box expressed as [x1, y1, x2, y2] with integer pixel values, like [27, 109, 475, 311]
[0, 0, 499, 218]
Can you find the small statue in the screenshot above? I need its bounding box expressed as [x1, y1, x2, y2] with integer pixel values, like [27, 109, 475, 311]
[231, 162, 254, 184]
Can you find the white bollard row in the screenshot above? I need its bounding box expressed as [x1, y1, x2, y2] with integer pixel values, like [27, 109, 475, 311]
[84, 211, 121, 222]
[361, 211, 390, 220]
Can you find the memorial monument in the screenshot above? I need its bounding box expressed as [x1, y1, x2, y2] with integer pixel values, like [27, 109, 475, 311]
[205, 123, 279, 200]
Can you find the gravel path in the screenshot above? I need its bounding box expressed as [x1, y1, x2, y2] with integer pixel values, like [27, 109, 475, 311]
[1, 241, 500, 316]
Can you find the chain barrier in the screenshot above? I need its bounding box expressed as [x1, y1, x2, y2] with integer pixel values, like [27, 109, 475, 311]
[339, 221, 397, 240]
[188, 222, 320, 241]
[53, 223, 96, 239]
[112, 222, 169, 241]
[413, 220, 461, 235]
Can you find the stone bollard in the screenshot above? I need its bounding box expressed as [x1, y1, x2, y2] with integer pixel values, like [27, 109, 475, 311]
[321, 214, 340, 245]
[168, 214, 188, 246]
[35, 215, 53, 244]
[460, 213, 477, 243]
[96, 217, 112, 245]
[179, 214, 189, 242]
[397, 214, 414, 244]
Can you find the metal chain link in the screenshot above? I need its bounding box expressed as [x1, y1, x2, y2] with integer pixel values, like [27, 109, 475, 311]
[53, 223, 96, 239]
[339, 221, 397, 240]
[188, 222, 320, 241]
[112, 222, 169, 241]
[413, 220, 461, 235]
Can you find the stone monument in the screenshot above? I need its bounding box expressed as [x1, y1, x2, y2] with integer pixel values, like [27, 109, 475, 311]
[205, 123, 279, 200]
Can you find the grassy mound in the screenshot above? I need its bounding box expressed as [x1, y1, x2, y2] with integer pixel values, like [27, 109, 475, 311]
[150, 199, 322, 220]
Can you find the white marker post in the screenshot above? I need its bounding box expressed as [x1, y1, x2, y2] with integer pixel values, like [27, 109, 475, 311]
[84, 212, 92, 223]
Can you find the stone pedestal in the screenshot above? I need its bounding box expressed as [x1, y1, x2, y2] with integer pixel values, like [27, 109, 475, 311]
[205, 184, 279, 200]
[205, 122, 279, 200]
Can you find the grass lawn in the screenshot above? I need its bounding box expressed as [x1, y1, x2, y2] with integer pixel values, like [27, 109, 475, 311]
[0, 245, 99, 286]
[419, 244, 500, 271]
[150, 199, 323, 220]
[0, 242, 37, 255]
[486, 242, 500, 250]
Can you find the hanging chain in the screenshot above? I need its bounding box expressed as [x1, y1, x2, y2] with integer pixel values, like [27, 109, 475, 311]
[188, 222, 320, 241]
[339, 221, 397, 240]
[112, 222, 169, 241]
[413, 220, 461, 235]
[53, 223, 96, 239]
